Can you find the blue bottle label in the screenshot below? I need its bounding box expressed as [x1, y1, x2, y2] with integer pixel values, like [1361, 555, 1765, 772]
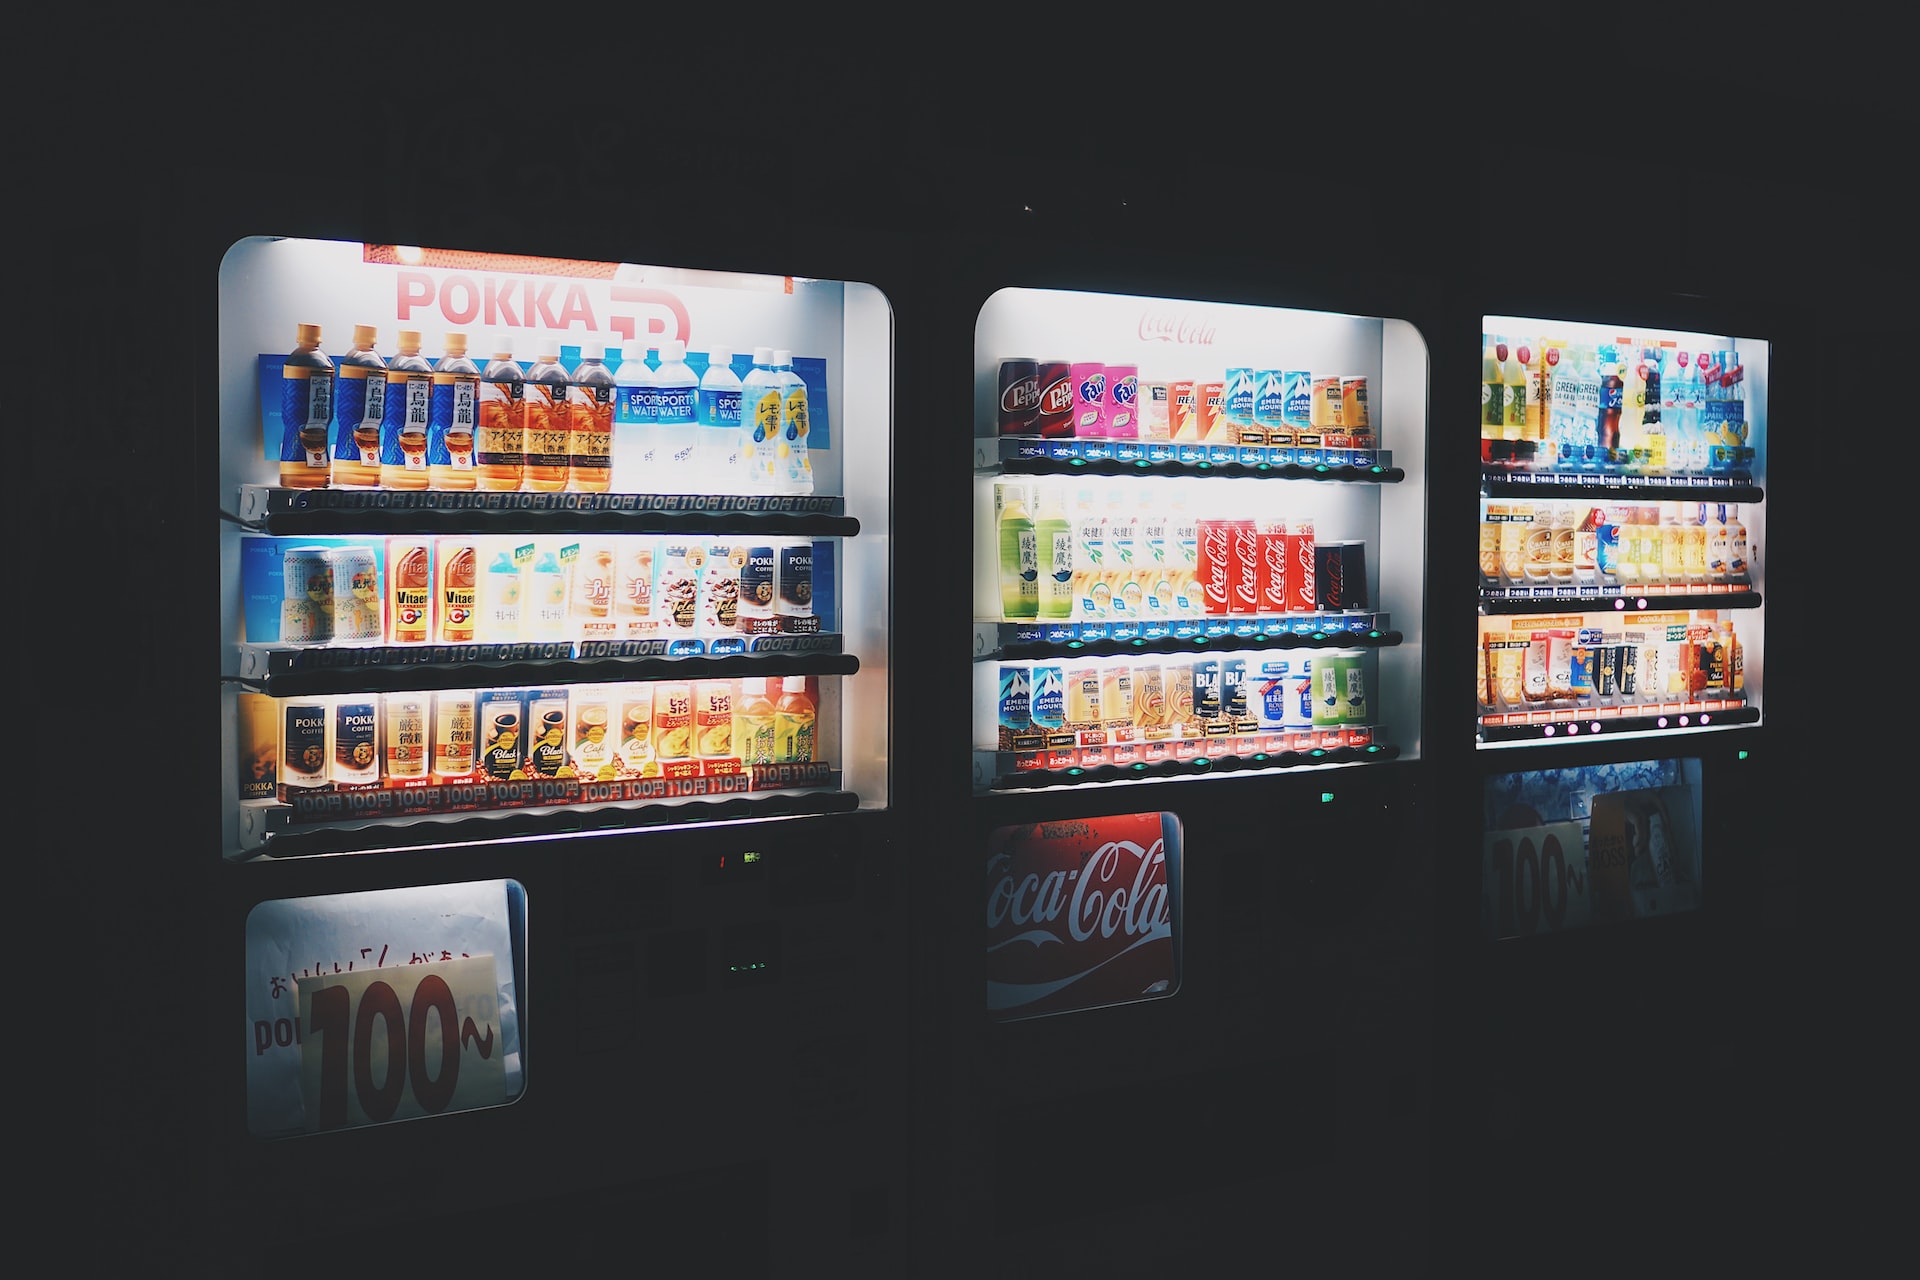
[430, 376, 479, 466]
[381, 372, 433, 469]
[280, 366, 334, 465]
[615, 383, 655, 426]
[332, 367, 385, 463]
[656, 385, 696, 426]
[698, 387, 742, 429]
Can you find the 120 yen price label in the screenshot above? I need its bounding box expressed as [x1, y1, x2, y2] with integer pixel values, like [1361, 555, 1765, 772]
[297, 955, 505, 1132]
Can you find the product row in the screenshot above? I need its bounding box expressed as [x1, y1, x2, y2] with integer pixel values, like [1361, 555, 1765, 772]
[1478, 614, 1747, 718]
[996, 360, 1375, 455]
[988, 652, 1374, 768]
[265, 535, 820, 650]
[1479, 332, 1753, 475]
[993, 481, 1367, 624]
[277, 324, 816, 497]
[1479, 501, 1751, 593]
[246, 676, 823, 801]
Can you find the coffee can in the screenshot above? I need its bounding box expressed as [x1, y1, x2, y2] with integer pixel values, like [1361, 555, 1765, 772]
[328, 545, 382, 643]
[280, 546, 335, 644]
[997, 358, 1039, 435]
[1034, 360, 1074, 438]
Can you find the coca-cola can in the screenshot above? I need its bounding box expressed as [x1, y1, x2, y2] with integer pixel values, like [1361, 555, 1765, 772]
[1195, 517, 1233, 616]
[1034, 360, 1074, 438]
[1256, 520, 1288, 614]
[997, 358, 1038, 435]
[1284, 517, 1316, 612]
[1229, 518, 1260, 615]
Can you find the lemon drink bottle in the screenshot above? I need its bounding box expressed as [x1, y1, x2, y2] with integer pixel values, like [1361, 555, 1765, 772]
[773, 349, 812, 494]
[279, 323, 335, 489]
[740, 346, 780, 491]
[330, 324, 385, 487]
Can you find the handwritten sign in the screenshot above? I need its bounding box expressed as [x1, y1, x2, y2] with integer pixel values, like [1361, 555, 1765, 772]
[297, 955, 505, 1132]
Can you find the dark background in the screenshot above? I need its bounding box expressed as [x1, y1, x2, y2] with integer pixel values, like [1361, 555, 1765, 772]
[34, 13, 1901, 1275]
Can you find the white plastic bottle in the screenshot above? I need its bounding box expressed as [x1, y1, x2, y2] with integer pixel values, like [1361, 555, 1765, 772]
[610, 342, 655, 493]
[739, 346, 780, 491]
[696, 347, 744, 493]
[773, 348, 812, 494]
[653, 340, 700, 492]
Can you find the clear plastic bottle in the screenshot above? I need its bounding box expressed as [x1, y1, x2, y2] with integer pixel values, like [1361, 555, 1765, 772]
[773, 674, 817, 764]
[774, 348, 812, 495]
[523, 338, 571, 492]
[568, 343, 617, 493]
[330, 324, 386, 488]
[696, 347, 744, 492]
[654, 339, 700, 492]
[279, 323, 335, 489]
[477, 334, 526, 492]
[995, 481, 1037, 621]
[429, 332, 481, 490]
[380, 330, 434, 490]
[1035, 485, 1074, 621]
[739, 346, 780, 491]
[610, 340, 657, 493]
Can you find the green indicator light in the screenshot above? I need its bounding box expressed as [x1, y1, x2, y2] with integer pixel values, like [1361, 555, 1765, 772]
[1131, 762, 1149, 772]
[1067, 640, 1084, 650]
[1067, 767, 1084, 776]
[1310, 748, 1326, 758]
[1368, 630, 1381, 639]
[1321, 792, 1334, 803]
[1135, 460, 1151, 469]
[1131, 638, 1146, 648]
[1738, 750, 1749, 760]
[1252, 753, 1268, 762]
[1315, 464, 1330, 473]
[743, 851, 761, 863]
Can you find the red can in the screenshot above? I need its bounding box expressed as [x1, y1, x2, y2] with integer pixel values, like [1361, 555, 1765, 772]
[998, 358, 1038, 435]
[1034, 361, 1074, 438]
[1230, 518, 1260, 614]
[1196, 517, 1233, 616]
[1284, 517, 1316, 612]
[1256, 520, 1289, 613]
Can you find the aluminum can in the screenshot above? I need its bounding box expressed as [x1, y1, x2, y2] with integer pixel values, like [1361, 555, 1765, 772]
[1034, 361, 1074, 438]
[328, 545, 382, 643]
[280, 546, 334, 644]
[997, 359, 1038, 435]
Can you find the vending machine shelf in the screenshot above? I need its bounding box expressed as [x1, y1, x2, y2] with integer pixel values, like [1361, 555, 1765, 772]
[976, 742, 1400, 791]
[232, 485, 858, 538]
[236, 782, 859, 859]
[234, 640, 855, 697]
[972, 621, 1402, 663]
[1479, 592, 1760, 615]
[1480, 473, 1761, 503]
[985, 454, 1404, 483]
[1478, 705, 1757, 743]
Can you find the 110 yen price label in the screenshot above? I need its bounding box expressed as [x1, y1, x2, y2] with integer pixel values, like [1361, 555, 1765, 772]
[297, 955, 505, 1132]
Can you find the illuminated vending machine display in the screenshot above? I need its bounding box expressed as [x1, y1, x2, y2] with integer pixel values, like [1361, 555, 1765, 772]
[1472, 312, 1768, 939]
[972, 286, 1429, 1020]
[219, 238, 893, 1142]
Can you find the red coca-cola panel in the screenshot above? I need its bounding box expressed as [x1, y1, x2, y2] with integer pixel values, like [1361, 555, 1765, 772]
[1196, 518, 1233, 616]
[1230, 518, 1260, 614]
[985, 811, 1181, 1021]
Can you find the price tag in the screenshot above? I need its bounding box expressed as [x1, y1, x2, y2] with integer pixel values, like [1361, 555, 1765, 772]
[1482, 822, 1591, 940]
[297, 955, 505, 1132]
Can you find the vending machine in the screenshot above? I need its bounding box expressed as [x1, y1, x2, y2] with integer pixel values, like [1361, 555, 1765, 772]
[922, 235, 1438, 1273]
[198, 212, 911, 1269]
[1432, 284, 1802, 1266]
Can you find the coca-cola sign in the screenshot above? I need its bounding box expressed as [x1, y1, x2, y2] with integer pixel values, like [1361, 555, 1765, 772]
[986, 812, 1181, 1021]
[1136, 310, 1219, 346]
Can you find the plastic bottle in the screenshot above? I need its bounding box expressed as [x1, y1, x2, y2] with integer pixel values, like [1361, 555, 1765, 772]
[1575, 506, 1601, 585]
[523, 338, 571, 492]
[380, 330, 434, 490]
[739, 346, 781, 491]
[1683, 503, 1710, 584]
[1596, 356, 1624, 463]
[654, 340, 700, 492]
[610, 341, 658, 494]
[279, 323, 335, 489]
[1550, 501, 1576, 585]
[1072, 487, 1110, 622]
[479, 542, 523, 642]
[568, 343, 617, 492]
[1032, 487, 1075, 622]
[1480, 334, 1506, 446]
[734, 676, 777, 765]
[1105, 488, 1142, 623]
[330, 324, 386, 488]
[773, 349, 812, 495]
[696, 347, 744, 493]
[1707, 505, 1731, 585]
[430, 332, 481, 490]
[773, 675, 816, 764]
[1659, 502, 1687, 585]
[996, 481, 1038, 621]
[525, 545, 569, 642]
[1724, 504, 1749, 582]
[1133, 488, 1168, 625]
[477, 334, 526, 492]
[1169, 493, 1199, 620]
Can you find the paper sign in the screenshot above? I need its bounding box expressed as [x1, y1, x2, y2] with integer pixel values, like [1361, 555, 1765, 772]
[1482, 821, 1591, 940]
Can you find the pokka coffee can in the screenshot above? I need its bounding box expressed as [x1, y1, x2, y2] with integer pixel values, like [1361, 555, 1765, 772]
[997, 358, 1039, 435]
[328, 545, 382, 643]
[280, 546, 335, 644]
[1034, 361, 1075, 438]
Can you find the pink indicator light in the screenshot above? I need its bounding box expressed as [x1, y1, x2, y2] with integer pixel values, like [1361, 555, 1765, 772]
[1657, 716, 1669, 728]
[1613, 599, 1625, 610]
[1679, 715, 1690, 726]
[1589, 722, 1601, 733]
[1636, 597, 1649, 608]
[1544, 725, 1557, 737]
[1700, 713, 1711, 724]
[1567, 722, 1580, 734]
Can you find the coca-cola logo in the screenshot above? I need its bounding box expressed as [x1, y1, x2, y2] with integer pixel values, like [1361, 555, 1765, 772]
[1232, 525, 1260, 609]
[1136, 310, 1218, 346]
[1294, 537, 1316, 608]
[1261, 534, 1287, 608]
[986, 813, 1178, 1020]
[1200, 524, 1231, 607]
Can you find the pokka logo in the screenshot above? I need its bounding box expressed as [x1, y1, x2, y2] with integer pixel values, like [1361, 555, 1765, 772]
[393, 270, 693, 346]
[1136, 309, 1219, 346]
